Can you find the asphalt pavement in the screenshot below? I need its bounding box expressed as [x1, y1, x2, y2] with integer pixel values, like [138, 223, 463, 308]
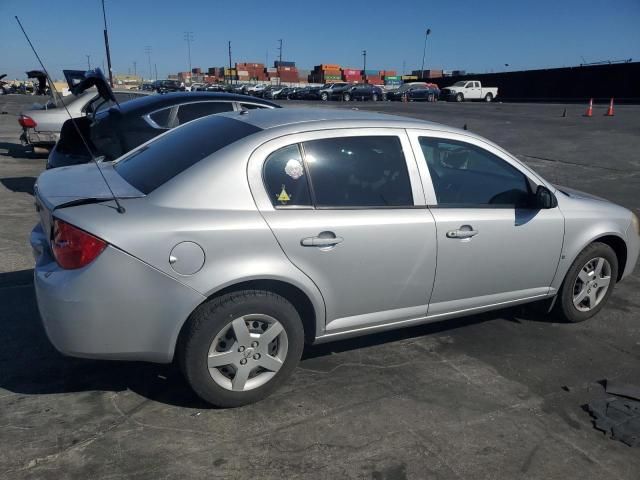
[1, 94, 639, 479]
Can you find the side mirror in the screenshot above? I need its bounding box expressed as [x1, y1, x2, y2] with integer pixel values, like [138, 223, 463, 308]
[96, 155, 106, 163]
[535, 185, 557, 209]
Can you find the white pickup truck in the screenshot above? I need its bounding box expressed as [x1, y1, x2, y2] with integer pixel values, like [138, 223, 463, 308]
[440, 80, 498, 102]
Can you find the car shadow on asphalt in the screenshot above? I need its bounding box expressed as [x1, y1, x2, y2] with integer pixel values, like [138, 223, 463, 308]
[0, 176, 36, 195]
[0, 141, 47, 159]
[0, 269, 555, 409]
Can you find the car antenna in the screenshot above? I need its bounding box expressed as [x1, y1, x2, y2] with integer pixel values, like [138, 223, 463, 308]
[15, 16, 126, 214]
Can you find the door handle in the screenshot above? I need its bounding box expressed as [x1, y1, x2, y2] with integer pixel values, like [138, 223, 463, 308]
[301, 232, 343, 247]
[446, 227, 479, 239]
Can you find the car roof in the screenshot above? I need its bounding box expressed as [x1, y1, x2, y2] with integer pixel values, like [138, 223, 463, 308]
[114, 92, 280, 115]
[215, 107, 458, 134]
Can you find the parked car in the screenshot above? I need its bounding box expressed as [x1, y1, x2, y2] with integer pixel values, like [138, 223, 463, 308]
[247, 84, 269, 96]
[141, 83, 155, 91]
[440, 80, 498, 102]
[342, 83, 385, 101]
[47, 74, 280, 169]
[288, 86, 311, 99]
[318, 82, 349, 101]
[301, 85, 325, 100]
[203, 84, 225, 92]
[154, 79, 185, 93]
[387, 82, 440, 102]
[263, 85, 286, 99]
[275, 87, 296, 99]
[31, 107, 639, 407]
[19, 69, 149, 149]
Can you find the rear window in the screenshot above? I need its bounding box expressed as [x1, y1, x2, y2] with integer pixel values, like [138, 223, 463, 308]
[114, 115, 261, 194]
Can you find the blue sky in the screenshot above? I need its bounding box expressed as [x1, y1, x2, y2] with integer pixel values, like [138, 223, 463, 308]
[2, 0, 639, 80]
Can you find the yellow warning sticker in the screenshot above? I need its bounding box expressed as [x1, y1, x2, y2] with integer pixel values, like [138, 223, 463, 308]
[277, 185, 290, 203]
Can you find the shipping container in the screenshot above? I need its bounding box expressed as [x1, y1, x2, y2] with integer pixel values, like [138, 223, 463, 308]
[319, 64, 341, 70]
[402, 75, 418, 80]
[274, 61, 295, 68]
[362, 70, 378, 75]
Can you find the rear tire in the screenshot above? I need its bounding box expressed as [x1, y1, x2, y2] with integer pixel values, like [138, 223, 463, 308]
[484, 93, 493, 102]
[178, 290, 304, 407]
[554, 242, 618, 323]
[320, 92, 329, 101]
[343, 92, 351, 101]
[372, 93, 378, 102]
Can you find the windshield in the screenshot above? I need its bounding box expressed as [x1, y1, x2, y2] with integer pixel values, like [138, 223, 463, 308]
[453, 81, 467, 86]
[115, 115, 262, 194]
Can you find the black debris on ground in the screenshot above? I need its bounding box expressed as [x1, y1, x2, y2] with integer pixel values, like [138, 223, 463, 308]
[586, 381, 640, 447]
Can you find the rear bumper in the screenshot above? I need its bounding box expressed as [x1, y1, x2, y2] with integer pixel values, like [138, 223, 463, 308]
[21, 128, 59, 146]
[31, 224, 206, 363]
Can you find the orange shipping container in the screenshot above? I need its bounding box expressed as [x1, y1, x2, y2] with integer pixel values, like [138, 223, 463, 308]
[320, 64, 341, 71]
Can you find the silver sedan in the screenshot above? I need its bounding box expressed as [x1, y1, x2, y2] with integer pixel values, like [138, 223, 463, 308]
[30, 108, 640, 407]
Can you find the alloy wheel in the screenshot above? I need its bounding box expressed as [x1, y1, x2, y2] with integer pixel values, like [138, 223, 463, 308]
[207, 314, 288, 391]
[572, 257, 612, 312]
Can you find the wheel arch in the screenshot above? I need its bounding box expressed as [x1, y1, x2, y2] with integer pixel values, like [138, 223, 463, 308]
[175, 276, 324, 359]
[555, 232, 628, 290]
[592, 234, 627, 281]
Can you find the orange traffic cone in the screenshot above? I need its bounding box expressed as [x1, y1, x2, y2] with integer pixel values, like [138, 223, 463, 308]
[584, 98, 593, 117]
[605, 98, 614, 116]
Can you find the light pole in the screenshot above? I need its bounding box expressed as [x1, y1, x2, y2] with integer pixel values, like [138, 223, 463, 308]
[86, 54, 91, 70]
[228, 41, 233, 85]
[362, 49, 367, 82]
[101, 0, 114, 86]
[184, 31, 194, 82]
[277, 39, 283, 84]
[145, 46, 152, 82]
[421, 28, 431, 78]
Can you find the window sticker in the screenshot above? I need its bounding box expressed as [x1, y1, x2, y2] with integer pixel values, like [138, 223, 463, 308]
[277, 185, 291, 204]
[284, 159, 304, 180]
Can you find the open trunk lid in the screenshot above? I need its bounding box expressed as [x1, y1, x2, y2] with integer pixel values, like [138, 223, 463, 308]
[63, 68, 115, 103]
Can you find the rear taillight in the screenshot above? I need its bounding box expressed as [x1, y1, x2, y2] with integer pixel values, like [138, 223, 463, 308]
[52, 219, 107, 269]
[18, 115, 37, 128]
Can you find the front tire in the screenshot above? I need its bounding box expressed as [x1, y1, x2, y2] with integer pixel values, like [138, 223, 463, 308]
[372, 93, 378, 102]
[320, 92, 329, 101]
[179, 290, 304, 407]
[555, 242, 618, 323]
[343, 92, 351, 101]
[455, 93, 464, 102]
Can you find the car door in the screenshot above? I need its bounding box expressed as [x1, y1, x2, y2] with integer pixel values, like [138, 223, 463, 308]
[411, 87, 426, 100]
[249, 129, 437, 336]
[471, 82, 483, 99]
[407, 129, 564, 318]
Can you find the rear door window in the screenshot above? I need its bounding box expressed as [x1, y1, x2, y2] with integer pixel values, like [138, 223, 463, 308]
[240, 103, 270, 110]
[177, 101, 234, 124]
[263, 145, 312, 207]
[148, 107, 175, 129]
[115, 115, 261, 194]
[302, 136, 413, 208]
